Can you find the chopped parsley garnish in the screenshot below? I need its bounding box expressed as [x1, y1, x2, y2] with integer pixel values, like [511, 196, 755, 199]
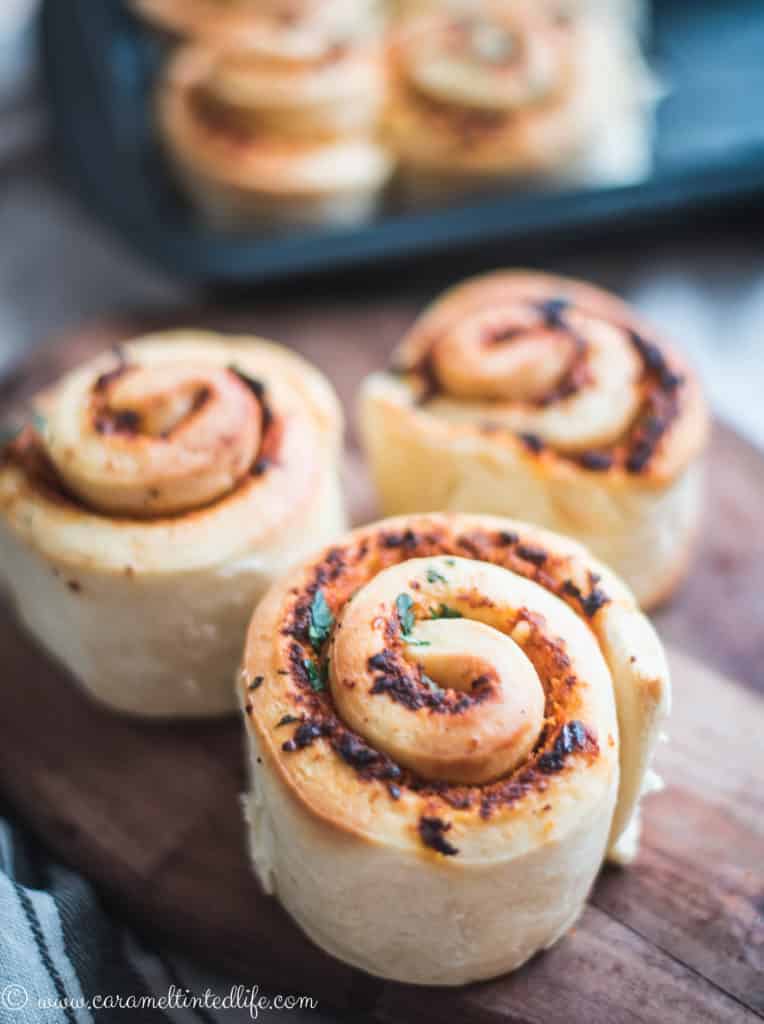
[426, 567, 448, 585]
[33, 412, 46, 435]
[396, 592, 416, 635]
[303, 658, 327, 692]
[396, 592, 430, 646]
[308, 588, 334, 651]
[276, 714, 300, 728]
[431, 604, 462, 620]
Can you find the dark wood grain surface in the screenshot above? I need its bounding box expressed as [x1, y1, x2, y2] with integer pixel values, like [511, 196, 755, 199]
[0, 308, 762, 1023]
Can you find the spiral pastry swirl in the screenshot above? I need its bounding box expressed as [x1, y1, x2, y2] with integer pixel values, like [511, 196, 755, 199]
[385, 0, 597, 194]
[130, 0, 383, 55]
[46, 357, 263, 517]
[385, 0, 655, 198]
[361, 271, 708, 609]
[240, 513, 670, 985]
[159, 45, 393, 231]
[0, 330, 345, 716]
[184, 33, 386, 142]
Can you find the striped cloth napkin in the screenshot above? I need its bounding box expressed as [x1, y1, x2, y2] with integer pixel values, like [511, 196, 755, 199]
[0, 813, 333, 1023]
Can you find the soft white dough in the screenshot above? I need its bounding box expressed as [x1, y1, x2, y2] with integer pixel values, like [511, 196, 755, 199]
[0, 469, 345, 716]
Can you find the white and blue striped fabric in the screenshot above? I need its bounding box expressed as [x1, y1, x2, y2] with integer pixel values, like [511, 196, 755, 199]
[0, 813, 332, 1024]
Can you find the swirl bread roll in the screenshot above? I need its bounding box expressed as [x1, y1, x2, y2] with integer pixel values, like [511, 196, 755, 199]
[240, 513, 670, 984]
[385, 0, 653, 199]
[129, 0, 383, 52]
[159, 44, 393, 231]
[0, 331, 345, 717]
[181, 37, 387, 143]
[360, 272, 708, 610]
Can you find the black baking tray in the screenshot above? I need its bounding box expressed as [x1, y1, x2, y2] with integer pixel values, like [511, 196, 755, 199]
[42, 0, 764, 286]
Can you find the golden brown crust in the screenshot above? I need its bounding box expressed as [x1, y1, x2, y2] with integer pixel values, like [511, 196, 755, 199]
[360, 271, 708, 610]
[45, 357, 264, 517]
[0, 332, 343, 572]
[392, 270, 708, 486]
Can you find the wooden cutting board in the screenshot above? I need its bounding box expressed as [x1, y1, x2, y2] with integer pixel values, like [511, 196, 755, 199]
[0, 306, 762, 1024]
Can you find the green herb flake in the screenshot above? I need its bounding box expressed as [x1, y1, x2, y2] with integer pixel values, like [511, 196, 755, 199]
[395, 592, 416, 636]
[308, 588, 334, 651]
[276, 714, 300, 728]
[426, 567, 447, 585]
[303, 658, 326, 692]
[395, 592, 431, 645]
[444, 559, 456, 567]
[431, 603, 462, 620]
[32, 412, 47, 435]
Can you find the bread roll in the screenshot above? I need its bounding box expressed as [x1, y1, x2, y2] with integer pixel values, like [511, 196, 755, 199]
[385, 0, 654, 199]
[188, 38, 386, 142]
[130, 0, 383, 51]
[239, 513, 670, 984]
[360, 271, 708, 609]
[0, 330, 345, 716]
[159, 45, 393, 231]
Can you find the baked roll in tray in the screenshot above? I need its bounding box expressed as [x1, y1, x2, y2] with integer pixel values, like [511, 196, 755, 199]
[0, 330, 345, 717]
[158, 22, 393, 231]
[130, 0, 383, 50]
[360, 271, 708, 609]
[385, 0, 654, 200]
[239, 513, 670, 984]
